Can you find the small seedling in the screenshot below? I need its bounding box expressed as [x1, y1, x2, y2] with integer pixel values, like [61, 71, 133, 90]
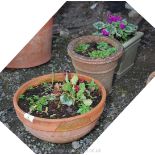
[42, 82, 49, 88]
[28, 86, 34, 90]
[87, 80, 98, 91]
[28, 94, 56, 113]
[97, 42, 109, 50]
[88, 47, 116, 59]
[19, 94, 25, 100]
[75, 43, 90, 52]
[77, 103, 91, 114]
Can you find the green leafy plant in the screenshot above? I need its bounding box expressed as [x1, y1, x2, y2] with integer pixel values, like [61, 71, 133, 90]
[88, 47, 116, 59]
[75, 43, 90, 53]
[75, 41, 116, 59]
[59, 73, 96, 114]
[23, 73, 100, 116]
[27, 94, 56, 113]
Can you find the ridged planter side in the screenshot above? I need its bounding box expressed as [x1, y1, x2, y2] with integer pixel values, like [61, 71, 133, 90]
[147, 72, 155, 84]
[116, 32, 144, 78]
[67, 35, 123, 92]
[13, 73, 106, 143]
[7, 18, 53, 69]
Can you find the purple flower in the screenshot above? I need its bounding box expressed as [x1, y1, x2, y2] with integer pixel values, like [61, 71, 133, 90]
[120, 23, 126, 29]
[107, 15, 122, 23]
[101, 29, 110, 36]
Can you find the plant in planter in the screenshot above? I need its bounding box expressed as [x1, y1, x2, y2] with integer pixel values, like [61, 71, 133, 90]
[13, 73, 106, 143]
[68, 35, 123, 93]
[75, 42, 117, 59]
[7, 18, 53, 69]
[93, 14, 144, 77]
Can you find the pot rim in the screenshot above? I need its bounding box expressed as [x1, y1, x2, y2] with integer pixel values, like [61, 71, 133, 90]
[67, 35, 123, 64]
[13, 73, 106, 123]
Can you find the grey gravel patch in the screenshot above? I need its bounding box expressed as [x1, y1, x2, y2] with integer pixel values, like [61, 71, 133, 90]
[72, 141, 81, 149]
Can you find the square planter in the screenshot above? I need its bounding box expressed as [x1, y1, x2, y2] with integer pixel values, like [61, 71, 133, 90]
[116, 31, 144, 78]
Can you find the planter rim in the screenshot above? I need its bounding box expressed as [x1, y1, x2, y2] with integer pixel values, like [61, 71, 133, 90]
[13, 73, 106, 123]
[123, 31, 144, 48]
[67, 35, 123, 64]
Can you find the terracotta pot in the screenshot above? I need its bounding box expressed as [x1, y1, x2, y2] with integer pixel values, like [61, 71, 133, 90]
[13, 73, 106, 143]
[7, 18, 53, 68]
[67, 35, 123, 92]
[147, 72, 155, 84]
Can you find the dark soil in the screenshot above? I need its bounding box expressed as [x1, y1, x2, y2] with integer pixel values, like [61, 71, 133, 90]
[75, 41, 115, 58]
[18, 81, 102, 119]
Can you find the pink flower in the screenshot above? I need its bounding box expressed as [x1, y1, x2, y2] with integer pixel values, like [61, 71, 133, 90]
[120, 23, 126, 29]
[107, 15, 122, 23]
[101, 29, 110, 36]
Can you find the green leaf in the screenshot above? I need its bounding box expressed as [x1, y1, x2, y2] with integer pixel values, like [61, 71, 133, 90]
[79, 83, 85, 91]
[62, 82, 72, 92]
[19, 94, 25, 100]
[83, 99, 93, 106]
[122, 19, 128, 25]
[71, 74, 78, 85]
[47, 94, 56, 101]
[77, 104, 91, 114]
[60, 93, 74, 106]
[87, 80, 98, 90]
[75, 43, 90, 52]
[93, 21, 105, 30]
[36, 104, 43, 112]
[33, 95, 39, 101]
[97, 42, 109, 50]
[42, 82, 49, 87]
[107, 47, 116, 54]
[28, 86, 34, 90]
[124, 24, 137, 33]
[76, 83, 86, 100]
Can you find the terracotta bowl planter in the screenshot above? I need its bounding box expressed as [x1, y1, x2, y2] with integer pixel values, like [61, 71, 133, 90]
[147, 72, 155, 84]
[67, 35, 123, 93]
[13, 73, 106, 143]
[7, 18, 53, 69]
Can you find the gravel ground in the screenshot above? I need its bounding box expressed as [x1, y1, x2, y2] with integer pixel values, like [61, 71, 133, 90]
[0, 2, 155, 154]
